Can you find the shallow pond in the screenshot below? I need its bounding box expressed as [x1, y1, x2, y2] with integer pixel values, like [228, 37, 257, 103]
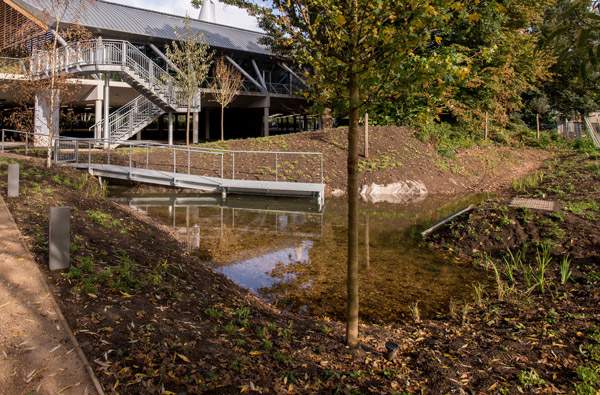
[111, 188, 490, 323]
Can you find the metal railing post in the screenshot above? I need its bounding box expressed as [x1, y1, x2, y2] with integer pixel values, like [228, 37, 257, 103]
[129, 144, 132, 169]
[320, 154, 324, 184]
[88, 141, 91, 167]
[121, 41, 127, 66]
[25, 132, 28, 156]
[173, 149, 176, 174]
[1, 129, 4, 153]
[146, 145, 149, 169]
[275, 153, 279, 181]
[232, 152, 235, 180]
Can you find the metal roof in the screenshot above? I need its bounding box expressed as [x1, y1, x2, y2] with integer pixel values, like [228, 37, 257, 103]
[9, 0, 270, 55]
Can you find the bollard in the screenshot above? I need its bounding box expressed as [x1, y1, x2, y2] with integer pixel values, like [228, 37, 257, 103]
[385, 341, 399, 361]
[49, 207, 70, 271]
[7, 163, 19, 198]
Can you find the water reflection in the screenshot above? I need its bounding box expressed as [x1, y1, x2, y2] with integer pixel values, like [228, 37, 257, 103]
[112, 191, 490, 323]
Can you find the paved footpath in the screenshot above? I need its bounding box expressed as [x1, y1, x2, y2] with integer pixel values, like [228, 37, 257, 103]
[0, 195, 100, 394]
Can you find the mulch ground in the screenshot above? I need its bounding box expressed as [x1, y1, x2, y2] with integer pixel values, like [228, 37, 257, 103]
[427, 150, 600, 393]
[0, 144, 597, 394]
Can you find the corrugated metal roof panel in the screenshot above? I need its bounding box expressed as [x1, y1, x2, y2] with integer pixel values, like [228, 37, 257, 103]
[9, 0, 270, 55]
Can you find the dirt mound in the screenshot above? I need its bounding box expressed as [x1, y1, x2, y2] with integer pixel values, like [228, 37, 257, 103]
[201, 126, 551, 195]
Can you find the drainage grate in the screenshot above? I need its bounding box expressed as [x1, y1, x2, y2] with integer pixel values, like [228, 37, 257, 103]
[509, 198, 557, 212]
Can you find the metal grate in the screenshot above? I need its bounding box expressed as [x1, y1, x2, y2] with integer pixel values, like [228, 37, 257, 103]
[509, 198, 557, 212]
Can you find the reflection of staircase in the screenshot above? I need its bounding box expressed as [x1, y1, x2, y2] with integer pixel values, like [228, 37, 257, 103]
[31, 39, 195, 146]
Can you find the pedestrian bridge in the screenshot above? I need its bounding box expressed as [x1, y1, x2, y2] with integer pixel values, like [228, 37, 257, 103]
[54, 137, 325, 210]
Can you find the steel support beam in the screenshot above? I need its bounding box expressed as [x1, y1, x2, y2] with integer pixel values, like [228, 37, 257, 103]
[94, 99, 102, 140]
[168, 112, 174, 145]
[193, 111, 199, 144]
[204, 110, 210, 141]
[103, 74, 110, 146]
[225, 56, 265, 92]
[251, 59, 267, 90]
[149, 43, 182, 74]
[279, 63, 307, 87]
[263, 107, 269, 137]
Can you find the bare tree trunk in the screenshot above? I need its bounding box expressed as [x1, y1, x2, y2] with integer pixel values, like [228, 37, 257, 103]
[536, 113, 540, 140]
[364, 212, 370, 270]
[46, 96, 54, 169]
[186, 107, 191, 146]
[484, 112, 489, 140]
[220, 104, 225, 141]
[364, 112, 369, 159]
[346, 73, 360, 348]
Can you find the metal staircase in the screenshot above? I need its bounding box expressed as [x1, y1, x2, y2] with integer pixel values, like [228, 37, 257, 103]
[584, 116, 600, 148]
[90, 95, 165, 144]
[31, 39, 194, 145]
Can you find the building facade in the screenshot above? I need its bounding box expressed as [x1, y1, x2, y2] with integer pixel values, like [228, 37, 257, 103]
[0, 0, 313, 143]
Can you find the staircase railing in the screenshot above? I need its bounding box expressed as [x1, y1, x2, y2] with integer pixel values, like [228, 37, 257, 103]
[30, 39, 190, 110]
[89, 95, 164, 143]
[583, 116, 600, 148]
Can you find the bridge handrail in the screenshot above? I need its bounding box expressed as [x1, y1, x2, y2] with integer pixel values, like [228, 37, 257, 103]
[0, 129, 53, 155]
[2, 130, 324, 185]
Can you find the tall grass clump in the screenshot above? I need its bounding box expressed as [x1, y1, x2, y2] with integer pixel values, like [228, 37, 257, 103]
[560, 255, 572, 285]
[409, 301, 421, 323]
[534, 243, 552, 294]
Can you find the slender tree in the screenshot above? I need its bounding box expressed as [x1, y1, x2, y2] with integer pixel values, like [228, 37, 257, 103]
[35, 0, 93, 167]
[215, 0, 443, 347]
[166, 17, 213, 146]
[211, 57, 244, 141]
[531, 95, 550, 139]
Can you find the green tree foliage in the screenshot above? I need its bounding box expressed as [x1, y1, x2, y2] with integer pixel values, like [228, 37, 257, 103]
[370, 0, 555, 131]
[540, 0, 600, 117]
[212, 0, 446, 346]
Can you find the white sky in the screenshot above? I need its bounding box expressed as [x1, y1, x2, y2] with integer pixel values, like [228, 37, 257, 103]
[108, 0, 260, 31]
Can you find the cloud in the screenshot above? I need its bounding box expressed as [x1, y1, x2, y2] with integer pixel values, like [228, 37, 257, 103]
[107, 0, 260, 31]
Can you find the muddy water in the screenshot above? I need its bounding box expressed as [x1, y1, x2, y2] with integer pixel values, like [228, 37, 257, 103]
[111, 189, 490, 323]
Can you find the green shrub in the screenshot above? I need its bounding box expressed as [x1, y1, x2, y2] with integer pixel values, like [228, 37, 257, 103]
[416, 121, 478, 158]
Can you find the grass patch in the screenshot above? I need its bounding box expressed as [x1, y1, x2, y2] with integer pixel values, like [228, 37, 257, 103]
[512, 171, 544, 193]
[566, 200, 599, 220]
[86, 209, 121, 229]
[358, 154, 401, 172]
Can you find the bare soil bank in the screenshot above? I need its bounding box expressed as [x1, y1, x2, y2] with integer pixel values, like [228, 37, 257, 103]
[198, 126, 551, 195]
[428, 152, 600, 393]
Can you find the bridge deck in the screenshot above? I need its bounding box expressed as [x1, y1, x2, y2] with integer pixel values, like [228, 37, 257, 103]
[71, 163, 325, 209]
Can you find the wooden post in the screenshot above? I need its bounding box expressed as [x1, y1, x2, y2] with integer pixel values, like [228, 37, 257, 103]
[364, 112, 369, 159]
[484, 112, 489, 140]
[536, 113, 540, 140]
[364, 212, 370, 269]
